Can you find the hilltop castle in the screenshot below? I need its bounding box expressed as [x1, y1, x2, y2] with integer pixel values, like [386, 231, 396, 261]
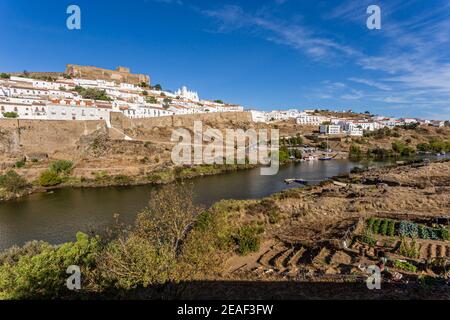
[66, 64, 150, 86]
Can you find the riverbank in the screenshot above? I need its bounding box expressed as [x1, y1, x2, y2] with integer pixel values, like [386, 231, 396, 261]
[0, 163, 258, 202]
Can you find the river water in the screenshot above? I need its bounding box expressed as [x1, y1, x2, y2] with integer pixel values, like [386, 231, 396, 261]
[0, 160, 363, 250]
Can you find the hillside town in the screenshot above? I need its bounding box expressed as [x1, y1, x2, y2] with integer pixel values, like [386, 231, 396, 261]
[250, 109, 447, 136]
[0, 65, 243, 125]
[0, 65, 447, 137]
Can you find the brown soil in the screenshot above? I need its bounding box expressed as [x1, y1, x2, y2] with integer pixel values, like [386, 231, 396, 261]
[220, 160, 450, 298]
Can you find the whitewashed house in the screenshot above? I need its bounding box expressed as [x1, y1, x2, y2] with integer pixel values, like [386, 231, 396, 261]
[320, 124, 341, 135]
[296, 113, 330, 125]
[250, 110, 267, 123]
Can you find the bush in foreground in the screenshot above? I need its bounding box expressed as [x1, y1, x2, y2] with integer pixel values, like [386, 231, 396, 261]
[0, 183, 264, 298]
[0, 170, 29, 193]
[0, 233, 99, 300]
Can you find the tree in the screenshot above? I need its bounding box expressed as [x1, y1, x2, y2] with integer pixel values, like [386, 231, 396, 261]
[153, 84, 162, 91]
[146, 96, 158, 104]
[392, 140, 415, 156]
[142, 90, 148, 96]
[0, 73, 10, 79]
[74, 86, 111, 101]
[319, 141, 328, 150]
[292, 149, 302, 159]
[349, 144, 362, 159]
[279, 146, 290, 163]
[214, 100, 224, 104]
[163, 98, 172, 108]
[135, 183, 203, 255]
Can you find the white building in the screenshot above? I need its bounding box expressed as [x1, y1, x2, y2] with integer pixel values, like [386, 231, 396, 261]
[346, 123, 364, 136]
[1, 74, 247, 122]
[296, 113, 330, 125]
[175, 86, 199, 102]
[320, 124, 341, 135]
[430, 120, 445, 127]
[378, 118, 400, 128]
[0, 101, 48, 120]
[401, 118, 418, 125]
[266, 111, 289, 121]
[250, 110, 267, 123]
[354, 121, 378, 132]
[47, 104, 111, 121]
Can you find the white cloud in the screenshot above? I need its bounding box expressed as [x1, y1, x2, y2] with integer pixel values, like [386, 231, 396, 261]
[349, 77, 392, 91]
[202, 5, 360, 61]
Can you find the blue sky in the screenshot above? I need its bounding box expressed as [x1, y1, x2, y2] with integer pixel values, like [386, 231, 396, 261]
[1, 0, 450, 119]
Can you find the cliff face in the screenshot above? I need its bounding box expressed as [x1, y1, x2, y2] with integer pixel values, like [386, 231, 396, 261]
[0, 119, 106, 156]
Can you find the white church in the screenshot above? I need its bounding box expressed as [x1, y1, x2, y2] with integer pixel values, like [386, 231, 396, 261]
[175, 86, 199, 102]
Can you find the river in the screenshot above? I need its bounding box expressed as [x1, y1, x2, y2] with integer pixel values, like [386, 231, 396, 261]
[0, 160, 365, 250]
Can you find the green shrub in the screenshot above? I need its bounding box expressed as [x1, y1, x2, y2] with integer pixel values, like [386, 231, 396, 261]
[398, 238, 419, 259]
[50, 160, 73, 175]
[418, 225, 430, 239]
[267, 209, 281, 224]
[97, 235, 175, 290]
[399, 221, 418, 238]
[380, 219, 389, 236]
[15, 160, 26, 168]
[2, 112, 18, 119]
[233, 225, 262, 256]
[372, 219, 381, 234]
[428, 228, 440, 240]
[439, 228, 449, 241]
[394, 260, 417, 273]
[366, 217, 375, 231]
[113, 175, 131, 185]
[39, 170, 62, 187]
[359, 228, 377, 246]
[0, 170, 28, 193]
[388, 220, 396, 236]
[0, 232, 99, 299]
